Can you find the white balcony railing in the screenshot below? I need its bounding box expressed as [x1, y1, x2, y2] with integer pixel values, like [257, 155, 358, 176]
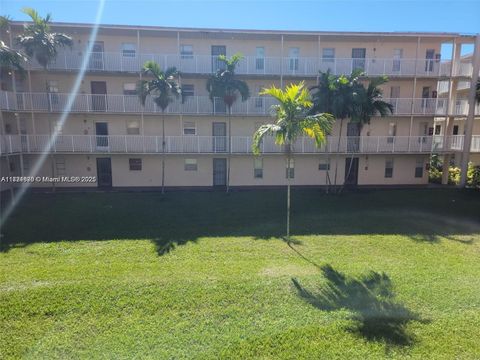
[0, 135, 469, 156]
[2, 91, 474, 117]
[19, 50, 473, 77]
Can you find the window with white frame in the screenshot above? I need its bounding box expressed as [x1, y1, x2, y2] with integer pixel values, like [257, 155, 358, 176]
[256, 47, 265, 70]
[127, 120, 140, 135]
[123, 83, 137, 95]
[180, 45, 193, 59]
[318, 158, 330, 171]
[322, 48, 335, 63]
[122, 43, 136, 57]
[415, 158, 424, 178]
[254, 158, 263, 178]
[184, 158, 198, 171]
[129, 158, 142, 171]
[55, 156, 66, 175]
[53, 120, 63, 136]
[183, 121, 196, 135]
[288, 47, 299, 71]
[47, 80, 59, 105]
[385, 158, 394, 178]
[393, 49, 403, 72]
[286, 158, 295, 179]
[182, 84, 194, 97]
[387, 122, 397, 143]
[255, 85, 264, 108]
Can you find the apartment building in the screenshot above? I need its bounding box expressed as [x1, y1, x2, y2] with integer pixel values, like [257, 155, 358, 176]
[1, 23, 479, 190]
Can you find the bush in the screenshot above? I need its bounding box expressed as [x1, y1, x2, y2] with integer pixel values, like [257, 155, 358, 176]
[428, 156, 479, 188]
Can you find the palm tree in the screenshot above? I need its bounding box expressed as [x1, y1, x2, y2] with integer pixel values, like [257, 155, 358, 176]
[310, 70, 361, 191]
[137, 61, 182, 194]
[16, 8, 72, 69]
[206, 53, 249, 192]
[342, 76, 393, 188]
[252, 82, 334, 239]
[0, 41, 26, 72]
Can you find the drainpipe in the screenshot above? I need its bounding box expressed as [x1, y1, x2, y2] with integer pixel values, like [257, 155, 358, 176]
[459, 34, 480, 187]
[280, 35, 284, 88]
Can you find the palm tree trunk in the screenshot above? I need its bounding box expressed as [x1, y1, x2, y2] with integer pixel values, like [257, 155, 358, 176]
[333, 118, 344, 193]
[286, 146, 292, 239]
[226, 106, 231, 193]
[340, 123, 362, 194]
[0, 111, 15, 202]
[161, 111, 165, 194]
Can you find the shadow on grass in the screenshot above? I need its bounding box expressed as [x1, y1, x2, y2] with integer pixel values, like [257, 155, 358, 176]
[1, 188, 479, 254]
[292, 264, 424, 347]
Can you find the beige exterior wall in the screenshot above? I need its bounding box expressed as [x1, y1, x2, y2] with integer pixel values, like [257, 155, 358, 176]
[1, 24, 477, 190]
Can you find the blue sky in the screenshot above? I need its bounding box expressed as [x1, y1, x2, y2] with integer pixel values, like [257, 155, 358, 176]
[2, 0, 479, 33]
[2, 0, 479, 58]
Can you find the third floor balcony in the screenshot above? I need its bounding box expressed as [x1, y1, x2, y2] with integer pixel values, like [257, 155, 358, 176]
[21, 51, 474, 78]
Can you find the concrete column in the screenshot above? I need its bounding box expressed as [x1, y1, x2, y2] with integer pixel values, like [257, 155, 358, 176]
[459, 34, 480, 187]
[441, 39, 459, 185]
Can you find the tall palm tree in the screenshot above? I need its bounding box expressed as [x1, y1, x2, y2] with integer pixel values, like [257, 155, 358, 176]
[137, 61, 182, 194]
[342, 76, 393, 187]
[310, 70, 361, 191]
[252, 82, 334, 239]
[16, 8, 72, 69]
[206, 53, 249, 192]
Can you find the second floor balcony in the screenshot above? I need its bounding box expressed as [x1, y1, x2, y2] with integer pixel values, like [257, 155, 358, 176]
[0, 134, 472, 156]
[21, 51, 474, 78]
[2, 91, 479, 117]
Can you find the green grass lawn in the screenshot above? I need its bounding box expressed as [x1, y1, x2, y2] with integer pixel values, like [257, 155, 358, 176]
[1, 189, 480, 359]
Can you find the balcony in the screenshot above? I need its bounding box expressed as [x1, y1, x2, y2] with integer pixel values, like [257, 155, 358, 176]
[0, 134, 469, 156]
[20, 51, 473, 77]
[2, 91, 476, 117]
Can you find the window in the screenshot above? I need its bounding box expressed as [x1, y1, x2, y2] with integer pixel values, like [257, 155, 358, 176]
[122, 43, 136, 57]
[390, 86, 400, 99]
[127, 121, 140, 135]
[255, 47, 265, 70]
[180, 45, 193, 59]
[288, 47, 299, 71]
[415, 158, 424, 178]
[318, 158, 330, 171]
[385, 158, 394, 178]
[183, 121, 196, 135]
[47, 80, 59, 93]
[4, 123, 12, 134]
[55, 157, 66, 175]
[47, 80, 59, 105]
[182, 84, 194, 97]
[453, 125, 459, 135]
[53, 120, 63, 136]
[387, 122, 397, 143]
[9, 160, 15, 172]
[129, 158, 142, 171]
[254, 158, 263, 178]
[184, 158, 197, 171]
[434, 125, 441, 135]
[123, 83, 137, 95]
[322, 48, 335, 63]
[393, 49, 403, 72]
[286, 158, 295, 179]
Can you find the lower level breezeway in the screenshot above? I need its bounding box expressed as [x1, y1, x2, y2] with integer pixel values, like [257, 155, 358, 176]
[1, 154, 430, 191]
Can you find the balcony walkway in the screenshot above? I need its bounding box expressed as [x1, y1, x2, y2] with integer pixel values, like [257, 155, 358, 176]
[1, 135, 474, 156]
[1, 91, 479, 117]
